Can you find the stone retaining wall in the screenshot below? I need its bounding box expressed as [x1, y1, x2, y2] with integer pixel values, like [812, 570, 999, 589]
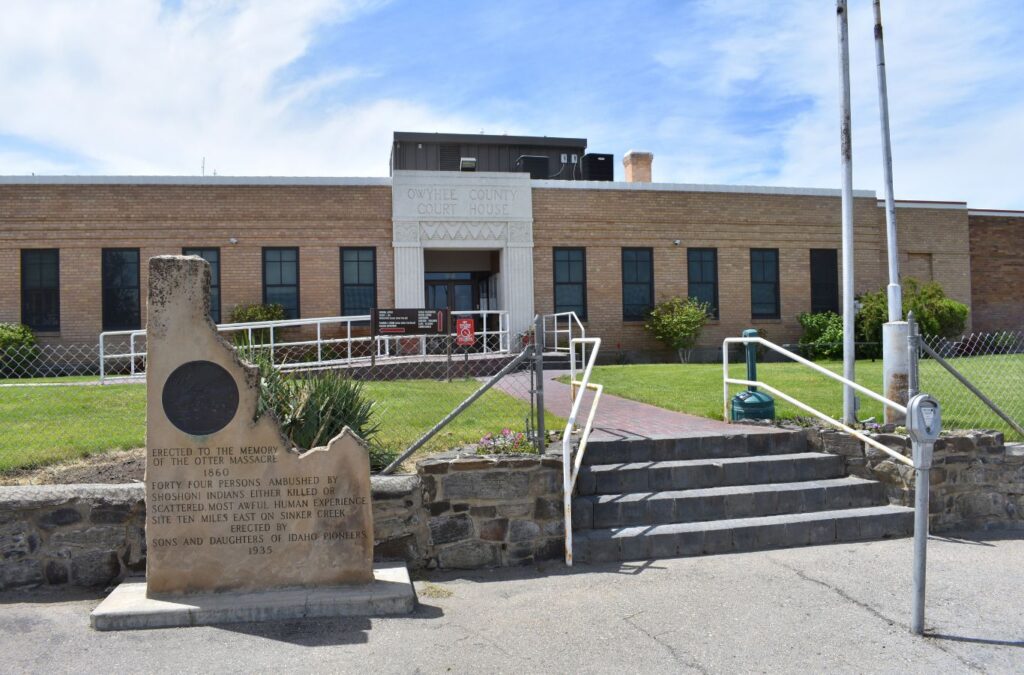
[810, 429, 1024, 531]
[0, 453, 564, 591]
[416, 453, 564, 568]
[0, 485, 146, 590]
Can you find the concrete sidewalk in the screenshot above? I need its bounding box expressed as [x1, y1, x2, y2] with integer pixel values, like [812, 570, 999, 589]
[3, 531, 1022, 674]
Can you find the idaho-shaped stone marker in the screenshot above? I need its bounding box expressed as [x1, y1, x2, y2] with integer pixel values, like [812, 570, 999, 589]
[145, 255, 373, 595]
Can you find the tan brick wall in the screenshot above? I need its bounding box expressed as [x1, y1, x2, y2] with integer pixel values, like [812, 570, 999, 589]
[968, 214, 1024, 331]
[0, 182, 984, 356]
[532, 187, 887, 353]
[892, 204, 972, 331]
[0, 184, 394, 343]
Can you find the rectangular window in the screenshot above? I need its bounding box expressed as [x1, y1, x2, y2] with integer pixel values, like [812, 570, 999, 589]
[102, 248, 141, 330]
[621, 248, 654, 320]
[21, 249, 60, 332]
[262, 247, 299, 319]
[809, 248, 839, 314]
[183, 247, 221, 323]
[750, 248, 780, 319]
[553, 247, 587, 319]
[687, 248, 719, 319]
[341, 247, 376, 318]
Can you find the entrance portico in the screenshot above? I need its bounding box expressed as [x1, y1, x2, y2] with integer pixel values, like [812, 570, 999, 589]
[391, 171, 535, 335]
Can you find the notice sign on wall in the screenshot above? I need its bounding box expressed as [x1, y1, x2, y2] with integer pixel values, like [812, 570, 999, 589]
[455, 318, 475, 346]
[373, 309, 447, 336]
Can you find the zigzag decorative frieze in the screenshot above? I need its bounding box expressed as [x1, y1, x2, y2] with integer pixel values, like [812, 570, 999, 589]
[420, 221, 508, 241]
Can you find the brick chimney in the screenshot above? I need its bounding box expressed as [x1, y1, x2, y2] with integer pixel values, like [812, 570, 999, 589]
[622, 150, 653, 183]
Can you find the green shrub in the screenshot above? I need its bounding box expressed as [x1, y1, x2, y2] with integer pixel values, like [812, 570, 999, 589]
[0, 323, 39, 378]
[229, 303, 285, 349]
[248, 353, 395, 471]
[856, 278, 969, 357]
[797, 312, 843, 360]
[644, 297, 710, 362]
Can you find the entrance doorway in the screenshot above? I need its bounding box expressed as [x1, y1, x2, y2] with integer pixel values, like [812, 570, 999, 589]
[423, 249, 503, 351]
[424, 272, 491, 312]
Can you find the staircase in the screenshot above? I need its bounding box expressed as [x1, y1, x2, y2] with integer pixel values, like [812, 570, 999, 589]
[571, 430, 913, 563]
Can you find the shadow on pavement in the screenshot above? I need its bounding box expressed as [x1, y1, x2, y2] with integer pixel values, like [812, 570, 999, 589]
[213, 602, 444, 647]
[928, 633, 1024, 648]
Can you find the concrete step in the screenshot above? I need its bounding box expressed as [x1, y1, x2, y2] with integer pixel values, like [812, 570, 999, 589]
[577, 452, 845, 496]
[582, 430, 808, 465]
[572, 476, 887, 530]
[572, 505, 914, 563]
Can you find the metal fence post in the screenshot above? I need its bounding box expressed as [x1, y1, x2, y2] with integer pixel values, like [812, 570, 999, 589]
[534, 314, 546, 452]
[907, 311, 919, 399]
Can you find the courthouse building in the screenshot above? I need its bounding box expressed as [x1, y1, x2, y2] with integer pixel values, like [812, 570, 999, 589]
[0, 132, 1020, 358]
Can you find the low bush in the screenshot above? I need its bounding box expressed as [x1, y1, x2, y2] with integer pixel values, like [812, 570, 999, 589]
[797, 311, 844, 360]
[248, 353, 396, 471]
[644, 297, 710, 362]
[0, 323, 39, 378]
[856, 278, 969, 357]
[228, 303, 286, 349]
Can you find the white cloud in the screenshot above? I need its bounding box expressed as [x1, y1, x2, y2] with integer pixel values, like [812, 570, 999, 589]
[0, 0, 487, 176]
[645, 0, 1024, 208]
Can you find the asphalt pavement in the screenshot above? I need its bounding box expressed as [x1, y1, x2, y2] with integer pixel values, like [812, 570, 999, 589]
[3, 530, 1022, 674]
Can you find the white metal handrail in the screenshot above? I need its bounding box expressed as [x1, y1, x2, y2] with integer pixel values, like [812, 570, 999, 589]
[722, 336, 912, 467]
[99, 311, 513, 382]
[452, 310, 509, 353]
[562, 337, 603, 566]
[542, 312, 585, 353]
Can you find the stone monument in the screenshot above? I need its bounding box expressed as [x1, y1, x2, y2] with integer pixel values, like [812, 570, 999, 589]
[91, 256, 414, 630]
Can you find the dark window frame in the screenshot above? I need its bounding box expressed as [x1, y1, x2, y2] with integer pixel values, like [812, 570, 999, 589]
[101, 248, 141, 331]
[262, 247, 300, 320]
[553, 247, 587, 320]
[621, 247, 654, 321]
[809, 248, 840, 314]
[20, 249, 60, 332]
[750, 248, 781, 320]
[687, 247, 720, 320]
[182, 247, 222, 323]
[340, 247, 377, 319]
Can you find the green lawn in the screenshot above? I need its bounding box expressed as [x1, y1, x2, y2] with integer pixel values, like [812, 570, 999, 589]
[569, 356, 1022, 440]
[0, 383, 147, 471]
[0, 378, 562, 473]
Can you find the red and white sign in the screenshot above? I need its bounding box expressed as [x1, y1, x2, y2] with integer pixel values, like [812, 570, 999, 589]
[455, 318, 476, 347]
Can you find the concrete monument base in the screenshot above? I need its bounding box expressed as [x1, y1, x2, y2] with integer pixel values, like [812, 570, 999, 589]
[90, 562, 416, 631]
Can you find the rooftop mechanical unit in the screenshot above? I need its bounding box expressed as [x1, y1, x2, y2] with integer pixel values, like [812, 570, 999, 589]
[515, 155, 550, 179]
[582, 153, 614, 181]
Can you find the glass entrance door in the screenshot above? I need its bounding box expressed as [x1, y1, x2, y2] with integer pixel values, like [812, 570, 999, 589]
[425, 272, 477, 311]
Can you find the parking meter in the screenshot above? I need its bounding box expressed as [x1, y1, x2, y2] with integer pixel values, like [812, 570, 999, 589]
[905, 393, 940, 636]
[906, 394, 940, 470]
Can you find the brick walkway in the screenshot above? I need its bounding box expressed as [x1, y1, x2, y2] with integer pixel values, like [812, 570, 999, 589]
[498, 370, 784, 442]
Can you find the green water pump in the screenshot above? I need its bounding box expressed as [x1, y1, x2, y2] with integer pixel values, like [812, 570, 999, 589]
[730, 329, 775, 421]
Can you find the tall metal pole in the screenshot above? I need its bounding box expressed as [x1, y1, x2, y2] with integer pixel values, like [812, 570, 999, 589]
[837, 0, 857, 424]
[874, 0, 902, 320]
[875, 0, 909, 424]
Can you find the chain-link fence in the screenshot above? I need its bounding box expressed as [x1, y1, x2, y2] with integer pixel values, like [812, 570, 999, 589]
[918, 329, 1024, 441]
[1, 336, 558, 479]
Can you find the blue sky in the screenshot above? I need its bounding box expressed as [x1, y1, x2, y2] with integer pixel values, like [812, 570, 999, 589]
[2, 0, 1024, 208]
